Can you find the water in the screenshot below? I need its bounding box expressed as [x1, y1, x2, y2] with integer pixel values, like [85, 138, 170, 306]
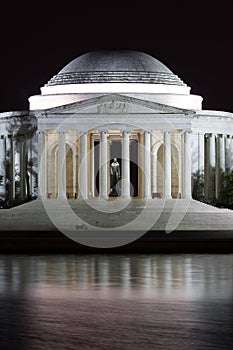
[0, 254, 232, 350]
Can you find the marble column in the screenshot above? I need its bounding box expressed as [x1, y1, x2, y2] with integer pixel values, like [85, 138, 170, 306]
[38, 131, 47, 198]
[204, 134, 208, 200]
[30, 133, 37, 197]
[230, 136, 233, 171]
[122, 131, 130, 198]
[183, 131, 192, 199]
[143, 131, 151, 199]
[216, 134, 225, 199]
[219, 133, 226, 177]
[19, 136, 26, 200]
[0, 135, 6, 200]
[178, 134, 182, 198]
[99, 131, 108, 199]
[57, 131, 66, 198]
[152, 150, 157, 196]
[198, 132, 205, 173]
[5, 135, 15, 201]
[207, 133, 216, 201]
[151, 130, 157, 197]
[225, 135, 231, 173]
[11, 136, 16, 201]
[91, 136, 95, 197]
[78, 132, 88, 199]
[73, 150, 77, 199]
[174, 131, 182, 198]
[107, 139, 112, 195]
[163, 131, 171, 199]
[27, 138, 33, 197]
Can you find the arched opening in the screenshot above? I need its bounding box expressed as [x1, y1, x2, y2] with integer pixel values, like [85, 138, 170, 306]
[47, 143, 74, 198]
[171, 144, 179, 198]
[47, 144, 57, 198]
[66, 144, 73, 198]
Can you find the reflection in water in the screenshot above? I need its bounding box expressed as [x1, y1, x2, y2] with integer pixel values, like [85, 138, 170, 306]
[0, 254, 232, 300]
[0, 254, 233, 349]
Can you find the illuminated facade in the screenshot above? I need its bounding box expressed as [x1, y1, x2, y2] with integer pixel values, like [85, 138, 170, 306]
[0, 50, 233, 205]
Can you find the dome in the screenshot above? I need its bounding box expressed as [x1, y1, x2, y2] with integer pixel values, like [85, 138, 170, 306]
[30, 49, 203, 111]
[46, 50, 186, 87]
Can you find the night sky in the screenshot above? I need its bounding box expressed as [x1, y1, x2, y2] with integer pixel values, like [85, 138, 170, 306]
[0, 3, 232, 113]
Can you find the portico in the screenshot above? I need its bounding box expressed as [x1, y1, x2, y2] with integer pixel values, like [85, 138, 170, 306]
[36, 96, 194, 202]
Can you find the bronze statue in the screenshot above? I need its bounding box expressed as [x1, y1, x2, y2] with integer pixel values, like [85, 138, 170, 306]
[110, 158, 120, 192]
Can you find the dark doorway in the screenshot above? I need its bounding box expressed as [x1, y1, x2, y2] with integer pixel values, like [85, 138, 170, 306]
[94, 140, 99, 196]
[130, 140, 138, 197]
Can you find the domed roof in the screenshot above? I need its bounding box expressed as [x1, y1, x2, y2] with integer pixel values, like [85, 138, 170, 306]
[46, 50, 186, 87]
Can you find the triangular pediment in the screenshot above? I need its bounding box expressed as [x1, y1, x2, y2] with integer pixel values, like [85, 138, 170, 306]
[41, 93, 194, 116]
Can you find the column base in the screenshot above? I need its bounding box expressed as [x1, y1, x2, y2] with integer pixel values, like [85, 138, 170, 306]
[122, 195, 131, 199]
[57, 194, 67, 199]
[37, 194, 49, 201]
[78, 195, 88, 200]
[183, 195, 192, 200]
[100, 195, 109, 200]
[163, 194, 172, 199]
[143, 195, 152, 200]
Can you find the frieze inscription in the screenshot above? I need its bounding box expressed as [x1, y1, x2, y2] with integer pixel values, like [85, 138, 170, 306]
[97, 101, 129, 113]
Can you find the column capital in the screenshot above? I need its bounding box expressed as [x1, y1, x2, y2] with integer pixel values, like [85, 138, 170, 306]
[180, 130, 192, 136]
[79, 131, 88, 136]
[99, 130, 107, 135]
[142, 130, 151, 135]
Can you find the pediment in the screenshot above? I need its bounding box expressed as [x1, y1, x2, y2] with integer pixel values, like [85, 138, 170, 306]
[43, 93, 194, 116]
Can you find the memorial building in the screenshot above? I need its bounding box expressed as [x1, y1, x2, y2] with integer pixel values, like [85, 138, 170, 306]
[1, 50, 233, 206]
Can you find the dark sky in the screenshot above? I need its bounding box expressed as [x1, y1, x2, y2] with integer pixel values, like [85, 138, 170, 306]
[0, 3, 232, 113]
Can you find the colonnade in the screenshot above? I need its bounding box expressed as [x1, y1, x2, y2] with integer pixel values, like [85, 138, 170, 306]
[1, 130, 231, 204]
[5, 129, 233, 203]
[38, 129, 193, 200]
[204, 133, 233, 201]
[0, 134, 36, 202]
